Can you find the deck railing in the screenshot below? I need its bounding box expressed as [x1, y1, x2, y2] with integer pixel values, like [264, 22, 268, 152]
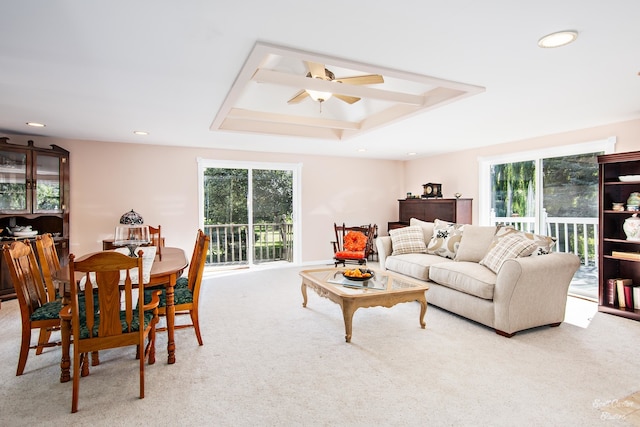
[203, 222, 293, 266]
[490, 209, 598, 266]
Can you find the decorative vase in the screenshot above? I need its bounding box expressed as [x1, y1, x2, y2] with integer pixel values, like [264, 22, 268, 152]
[623, 214, 640, 241]
[627, 192, 640, 207]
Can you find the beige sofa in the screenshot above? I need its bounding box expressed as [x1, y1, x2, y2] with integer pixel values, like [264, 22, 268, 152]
[376, 218, 581, 337]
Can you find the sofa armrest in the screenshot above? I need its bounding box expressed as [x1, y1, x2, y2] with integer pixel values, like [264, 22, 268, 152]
[493, 252, 581, 335]
[376, 236, 393, 270]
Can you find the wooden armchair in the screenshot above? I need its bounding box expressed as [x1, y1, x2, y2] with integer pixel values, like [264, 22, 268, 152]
[332, 223, 376, 267]
[62, 250, 161, 412]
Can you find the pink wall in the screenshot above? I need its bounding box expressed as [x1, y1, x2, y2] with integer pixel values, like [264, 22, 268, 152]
[403, 118, 640, 224]
[4, 134, 403, 264]
[6, 117, 638, 264]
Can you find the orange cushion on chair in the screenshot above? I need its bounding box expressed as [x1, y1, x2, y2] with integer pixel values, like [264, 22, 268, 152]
[343, 231, 367, 251]
[335, 250, 366, 260]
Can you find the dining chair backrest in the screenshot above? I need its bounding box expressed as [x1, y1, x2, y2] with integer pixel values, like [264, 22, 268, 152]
[186, 229, 206, 292]
[4, 240, 50, 314]
[35, 233, 61, 302]
[190, 229, 209, 295]
[148, 225, 162, 260]
[66, 249, 160, 412]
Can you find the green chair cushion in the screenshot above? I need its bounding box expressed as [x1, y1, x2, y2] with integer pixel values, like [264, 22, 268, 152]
[143, 285, 193, 307]
[78, 310, 155, 340]
[175, 276, 188, 289]
[30, 300, 62, 321]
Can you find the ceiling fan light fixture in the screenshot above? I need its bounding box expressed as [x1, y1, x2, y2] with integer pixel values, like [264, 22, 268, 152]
[306, 89, 332, 102]
[537, 30, 578, 48]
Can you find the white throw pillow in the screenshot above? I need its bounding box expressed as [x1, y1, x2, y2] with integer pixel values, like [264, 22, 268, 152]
[455, 225, 498, 262]
[480, 233, 537, 273]
[390, 226, 427, 256]
[426, 219, 464, 259]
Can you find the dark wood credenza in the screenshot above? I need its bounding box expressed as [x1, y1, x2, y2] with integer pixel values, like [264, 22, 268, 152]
[388, 198, 473, 232]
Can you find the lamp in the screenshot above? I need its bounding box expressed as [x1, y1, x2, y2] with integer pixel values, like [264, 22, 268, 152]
[119, 209, 144, 225]
[306, 89, 332, 103]
[114, 209, 148, 256]
[306, 70, 333, 103]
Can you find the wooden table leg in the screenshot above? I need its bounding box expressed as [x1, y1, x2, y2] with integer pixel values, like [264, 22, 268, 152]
[341, 301, 356, 343]
[301, 282, 308, 307]
[417, 295, 428, 329]
[60, 318, 71, 383]
[166, 273, 176, 364]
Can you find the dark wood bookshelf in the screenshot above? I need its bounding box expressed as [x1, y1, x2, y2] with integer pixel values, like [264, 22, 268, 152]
[598, 150, 640, 320]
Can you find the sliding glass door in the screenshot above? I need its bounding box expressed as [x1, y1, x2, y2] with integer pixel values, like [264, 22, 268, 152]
[198, 159, 301, 268]
[480, 138, 616, 300]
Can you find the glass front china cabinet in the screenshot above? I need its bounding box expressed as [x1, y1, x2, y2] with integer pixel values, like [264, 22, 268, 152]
[0, 137, 70, 301]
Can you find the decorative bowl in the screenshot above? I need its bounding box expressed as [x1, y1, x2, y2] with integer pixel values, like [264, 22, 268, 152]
[13, 230, 38, 237]
[342, 268, 375, 282]
[619, 175, 640, 182]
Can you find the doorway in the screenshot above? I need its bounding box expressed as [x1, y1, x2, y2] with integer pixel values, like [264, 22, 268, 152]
[479, 138, 616, 300]
[197, 159, 301, 268]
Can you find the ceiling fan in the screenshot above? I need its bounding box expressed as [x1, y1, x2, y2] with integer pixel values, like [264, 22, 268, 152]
[287, 61, 384, 105]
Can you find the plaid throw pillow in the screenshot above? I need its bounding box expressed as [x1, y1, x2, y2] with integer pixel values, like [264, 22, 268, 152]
[490, 226, 557, 256]
[480, 233, 538, 273]
[390, 226, 427, 256]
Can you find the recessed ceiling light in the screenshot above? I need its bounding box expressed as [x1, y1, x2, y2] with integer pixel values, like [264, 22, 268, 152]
[407, 152, 417, 156]
[537, 30, 578, 48]
[133, 130, 149, 135]
[26, 122, 46, 127]
[357, 148, 366, 152]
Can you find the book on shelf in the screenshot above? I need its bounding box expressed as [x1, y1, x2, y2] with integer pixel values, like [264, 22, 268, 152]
[611, 251, 640, 260]
[623, 282, 635, 310]
[634, 287, 640, 310]
[616, 279, 633, 308]
[606, 278, 619, 306]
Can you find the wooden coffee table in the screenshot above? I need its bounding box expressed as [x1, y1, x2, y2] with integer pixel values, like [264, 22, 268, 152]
[300, 268, 429, 342]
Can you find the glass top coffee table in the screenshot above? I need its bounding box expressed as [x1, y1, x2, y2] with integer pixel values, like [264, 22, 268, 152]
[299, 267, 429, 342]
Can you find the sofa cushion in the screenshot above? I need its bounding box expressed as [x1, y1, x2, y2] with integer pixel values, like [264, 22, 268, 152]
[426, 219, 464, 259]
[480, 232, 538, 273]
[429, 261, 497, 300]
[385, 253, 451, 281]
[455, 225, 497, 262]
[389, 226, 427, 255]
[409, 218, 434, 243]
[490, 226, 557, 256]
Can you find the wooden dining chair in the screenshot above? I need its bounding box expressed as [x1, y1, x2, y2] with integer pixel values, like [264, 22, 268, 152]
[2, 240, 62, 375]
[145, 229, 209, 345]
[148, 225, 162, 260]
[62, 250, 161, 413]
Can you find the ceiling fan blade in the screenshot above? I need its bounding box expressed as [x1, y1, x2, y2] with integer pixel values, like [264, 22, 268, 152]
[335, 74, 384, 85]
[334, 94, 361, 104]
[305, 61, 326, 78]
[287, 89, 309, 104]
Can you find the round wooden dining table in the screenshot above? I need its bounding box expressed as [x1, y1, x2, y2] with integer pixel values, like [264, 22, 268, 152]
[57, 247, 188, 382]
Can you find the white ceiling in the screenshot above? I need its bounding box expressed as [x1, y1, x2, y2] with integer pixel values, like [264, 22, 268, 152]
[1, 1, 639, 160]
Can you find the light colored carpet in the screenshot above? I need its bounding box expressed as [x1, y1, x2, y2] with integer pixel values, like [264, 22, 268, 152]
[0, 263, 639, 426]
